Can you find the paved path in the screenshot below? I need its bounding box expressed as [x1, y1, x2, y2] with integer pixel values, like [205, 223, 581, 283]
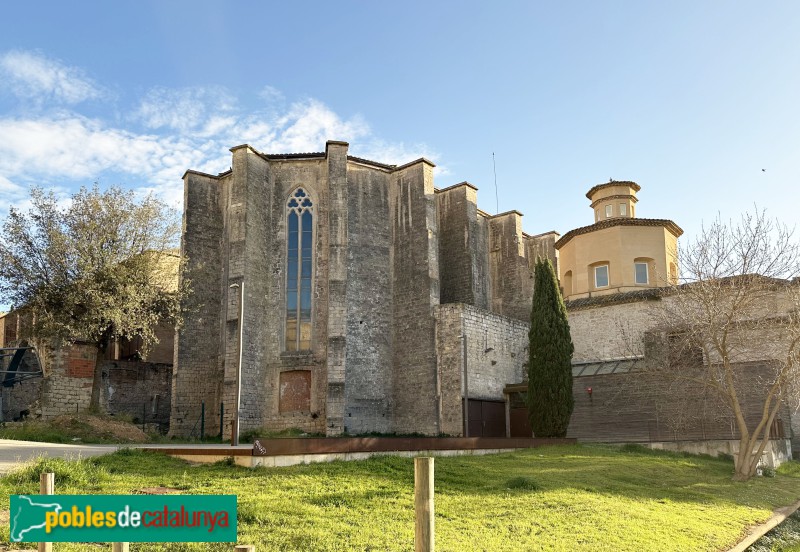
[0, 440, 253, 475]
[0, 439, 120, 474]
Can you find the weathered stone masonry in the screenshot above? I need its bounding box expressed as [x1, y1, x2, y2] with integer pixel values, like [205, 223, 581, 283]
[172, 141, 557, 438]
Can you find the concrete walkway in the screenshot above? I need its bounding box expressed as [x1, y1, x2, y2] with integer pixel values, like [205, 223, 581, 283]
[0, 440, 254, 475]
[727, 499, 800, 551]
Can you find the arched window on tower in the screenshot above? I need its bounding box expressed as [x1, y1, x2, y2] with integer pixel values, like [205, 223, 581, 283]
[285, 188, 314, 351]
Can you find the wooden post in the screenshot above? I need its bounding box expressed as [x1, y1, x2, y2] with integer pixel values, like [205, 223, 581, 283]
[234, 546, 255, 551]
[414, 457, 435, 552]
[112, 543, 129, 552]
[39, 472, 54, 552]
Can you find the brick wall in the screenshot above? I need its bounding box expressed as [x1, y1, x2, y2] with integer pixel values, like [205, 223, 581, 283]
[4, 343, 173, 428]
[40, 345, 93, 417]
[67, 345, 96, 378]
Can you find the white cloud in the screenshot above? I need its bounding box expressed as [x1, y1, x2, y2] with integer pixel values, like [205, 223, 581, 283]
[0, 174, 23, 195]
[353, 138, 446, 173]
[258, 85, 284, 104]
[135, 86, 236, 134]
[250, 99, 370, 153]
[0, 50, 103, 104]
[0, 56, 443, 210]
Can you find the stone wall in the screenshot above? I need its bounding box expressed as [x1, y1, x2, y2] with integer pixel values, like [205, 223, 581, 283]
[1, 378, 40, 421]
[232, 148, 329, 436]
[391, 160, 440, 435]
[435, 303, 529, 435]
[169, 170, 224, 436]
[488, 212, 534, 321]
[436, 183, 488, 309]
[567, 297, 656, 362]
[342, 161, 393, 434]
[104, 360, 172, 431]
[565, 292, 800, 452]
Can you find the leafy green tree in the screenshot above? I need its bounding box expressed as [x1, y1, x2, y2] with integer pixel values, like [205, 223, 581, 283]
[527, 258, 575, 437]
[0, 185, 186, 412]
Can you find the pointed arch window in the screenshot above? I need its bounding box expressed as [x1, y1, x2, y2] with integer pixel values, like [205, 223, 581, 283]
[286, 188, 314, 351]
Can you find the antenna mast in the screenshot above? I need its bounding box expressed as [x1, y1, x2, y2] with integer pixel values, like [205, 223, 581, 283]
[492, 152, 499, 214]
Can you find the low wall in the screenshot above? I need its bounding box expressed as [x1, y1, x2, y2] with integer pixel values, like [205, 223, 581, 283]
[103, 360, 172, 431]
[142, 436, 575, 468]
[645, 438, 792, 469]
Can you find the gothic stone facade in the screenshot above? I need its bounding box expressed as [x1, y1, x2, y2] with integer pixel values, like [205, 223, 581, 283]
[171, 141, 557, 437]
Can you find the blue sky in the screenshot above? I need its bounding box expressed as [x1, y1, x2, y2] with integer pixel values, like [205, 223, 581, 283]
[1, 1, 799, 244]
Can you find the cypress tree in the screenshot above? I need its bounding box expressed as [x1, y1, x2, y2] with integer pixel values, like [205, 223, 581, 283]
[527, 258, 575, 438]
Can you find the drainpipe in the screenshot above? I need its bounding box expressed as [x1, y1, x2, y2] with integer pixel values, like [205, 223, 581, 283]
[229, 282, 244, 447]
[462, 332, 469, 437]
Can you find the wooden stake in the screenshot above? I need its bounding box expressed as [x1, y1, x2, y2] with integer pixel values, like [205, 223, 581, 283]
[112, 543, 130, 552]
[414, 457, 435, 552]
[38, 472, 54, 552]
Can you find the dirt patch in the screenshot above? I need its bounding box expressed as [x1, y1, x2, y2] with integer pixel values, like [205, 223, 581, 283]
[50, 414, 150, 443]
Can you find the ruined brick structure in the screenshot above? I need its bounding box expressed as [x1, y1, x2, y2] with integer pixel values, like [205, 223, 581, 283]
[0, 311, 173, 427]
[171, 141, 557, 437]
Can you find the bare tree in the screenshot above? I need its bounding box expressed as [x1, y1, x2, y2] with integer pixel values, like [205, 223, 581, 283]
[0, 185, 187, 412]
[654, 210, 800, 480]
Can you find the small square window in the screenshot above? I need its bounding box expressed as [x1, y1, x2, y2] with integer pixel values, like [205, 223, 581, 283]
[619, 203, 626, 216]
[635, 262, 648, 284]
[605, 205, 613, 218]
[594, 265, 609, 288]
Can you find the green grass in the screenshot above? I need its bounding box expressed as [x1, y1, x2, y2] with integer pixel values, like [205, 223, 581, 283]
[2, 445, 800, 551]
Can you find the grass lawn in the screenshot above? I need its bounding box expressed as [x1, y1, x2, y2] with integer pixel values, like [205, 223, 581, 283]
[2, 444, 800, 551]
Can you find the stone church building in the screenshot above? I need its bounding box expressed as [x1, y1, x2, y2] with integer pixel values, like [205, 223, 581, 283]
[171, 139, 794, 464]
[171, 141, 564, 437]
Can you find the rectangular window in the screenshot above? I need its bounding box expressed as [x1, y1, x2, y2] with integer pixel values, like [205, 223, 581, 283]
[594, 265, 609, 288]
[605, 205, 613, 218]
[635, 262, 649, 284]
[619, 203, 626, 216]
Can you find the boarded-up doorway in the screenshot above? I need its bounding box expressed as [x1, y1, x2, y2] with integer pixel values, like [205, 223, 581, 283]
[279, 370, 311, 413]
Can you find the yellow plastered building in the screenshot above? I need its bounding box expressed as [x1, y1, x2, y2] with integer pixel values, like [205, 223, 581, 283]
[555, 181, 682, 300]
